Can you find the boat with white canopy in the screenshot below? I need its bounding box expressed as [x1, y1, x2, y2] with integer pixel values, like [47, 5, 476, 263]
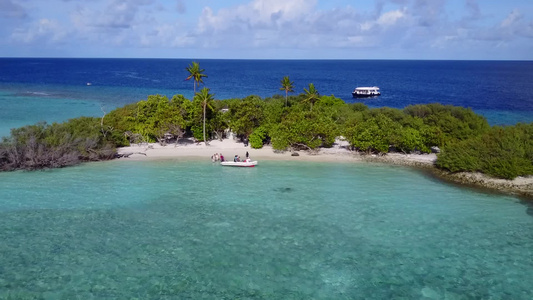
[352, 86, 381, 98]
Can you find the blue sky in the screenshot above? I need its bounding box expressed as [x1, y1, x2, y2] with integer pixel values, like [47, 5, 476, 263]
[0, 0, 531, 59]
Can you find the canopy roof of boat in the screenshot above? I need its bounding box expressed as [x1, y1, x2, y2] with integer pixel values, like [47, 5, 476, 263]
[355, 86, 379, 90]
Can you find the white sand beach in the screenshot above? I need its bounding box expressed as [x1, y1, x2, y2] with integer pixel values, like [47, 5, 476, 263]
[117, 138, 436, 164]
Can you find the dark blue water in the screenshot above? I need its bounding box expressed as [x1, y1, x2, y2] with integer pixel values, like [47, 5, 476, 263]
[0, 58, 532, 137]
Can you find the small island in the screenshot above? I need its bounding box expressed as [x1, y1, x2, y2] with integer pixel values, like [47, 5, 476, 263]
[0, 65, 531, 199]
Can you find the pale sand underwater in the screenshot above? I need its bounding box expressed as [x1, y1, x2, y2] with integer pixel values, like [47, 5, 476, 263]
[117, 138, 533, 198]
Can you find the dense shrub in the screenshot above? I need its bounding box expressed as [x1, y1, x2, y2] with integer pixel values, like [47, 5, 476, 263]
[345, 113, 398, 153]
[270, 109, 338, 151]
[249, 127, 268, 149]
[404, 103, 490, 142]
[437, 123, 533, 179]
[0, 118, 116, 171]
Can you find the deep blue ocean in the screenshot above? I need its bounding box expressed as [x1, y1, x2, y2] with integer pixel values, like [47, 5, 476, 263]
[0, 58, 532, 299]
[0, 58, 532, 138]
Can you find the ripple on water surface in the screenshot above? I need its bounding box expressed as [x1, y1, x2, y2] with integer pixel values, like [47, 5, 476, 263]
[0, 160, 531, 299]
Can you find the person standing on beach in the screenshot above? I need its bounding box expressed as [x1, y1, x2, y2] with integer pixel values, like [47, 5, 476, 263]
[246, 151, 249, 159]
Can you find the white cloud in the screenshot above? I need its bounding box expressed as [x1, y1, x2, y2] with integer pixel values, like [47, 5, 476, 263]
[197, 0, 316, 34]
[501, 9, 522, 28]
[194, 0, 400, 50]
[183, 0, 532, 58]
[1, 0, 532, 59]
[71, 0, 155, 30]
[11, 18, 67, 44]
[377, 9, 406, 26]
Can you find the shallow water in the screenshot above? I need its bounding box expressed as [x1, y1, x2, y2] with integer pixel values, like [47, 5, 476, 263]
[1, 160, 531, 299]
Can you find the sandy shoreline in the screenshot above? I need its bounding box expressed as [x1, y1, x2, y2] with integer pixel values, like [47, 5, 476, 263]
[118, 138, 364, 162]
[117, 138, 533, 200]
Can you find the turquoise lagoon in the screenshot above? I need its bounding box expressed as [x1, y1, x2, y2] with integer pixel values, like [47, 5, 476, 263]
[1, 58, 532, 298]
[1, 160, 532, 299]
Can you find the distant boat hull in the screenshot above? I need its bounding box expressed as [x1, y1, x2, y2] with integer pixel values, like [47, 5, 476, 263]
[220, 161, 258, 167]
[352, 93, 381, 98]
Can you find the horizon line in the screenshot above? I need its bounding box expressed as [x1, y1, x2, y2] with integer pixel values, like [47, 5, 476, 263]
[1, 57, 532, 62]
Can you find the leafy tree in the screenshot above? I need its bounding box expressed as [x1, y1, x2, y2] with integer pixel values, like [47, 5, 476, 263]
[168, 94, 192, 142]
[249, 126, 268, 149]
[371, 107, 406, 123]
[341, 109, 364, 140]
[404, 103, 489, 143]
[210, 108, 229, 141]
[350, 102, 369, 112]
[396, 127, 426, 153]
[315, 95, 345, 108]
[279, 76, 294, 106]
[170, 94, 192, 122]
[346, 114, 399, 153]
[436, 138, 482, 174]
[185, 61, 207, 93]
[103, 103, 138, 146]
[228, 95, 265, 138]
[259, 97, 286, 139]
[302, 83, 320, 110]
[270, 109, 337, 151]
[121, 95, 178, 143]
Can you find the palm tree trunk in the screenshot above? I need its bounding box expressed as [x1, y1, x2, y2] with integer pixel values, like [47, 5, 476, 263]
[285, 90, 288, 106]
[203, 101, 206, 144]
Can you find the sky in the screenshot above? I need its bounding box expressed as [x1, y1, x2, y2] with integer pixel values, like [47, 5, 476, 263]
[0, 0, 532, 60]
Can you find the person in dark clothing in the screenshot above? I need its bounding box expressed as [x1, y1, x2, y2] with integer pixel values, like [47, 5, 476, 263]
[246, 151, 249, 159]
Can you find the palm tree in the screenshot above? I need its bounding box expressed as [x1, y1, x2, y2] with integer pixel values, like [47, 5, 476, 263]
[303, 83, 320, 111]
[185, 61, 207, 93]
[194, 87, 214, 144]
[279, 76, 294, 106]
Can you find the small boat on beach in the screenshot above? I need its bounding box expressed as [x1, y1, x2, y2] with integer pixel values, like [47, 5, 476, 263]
[352, 86, 380, 98]
[220, 161, 258, 167]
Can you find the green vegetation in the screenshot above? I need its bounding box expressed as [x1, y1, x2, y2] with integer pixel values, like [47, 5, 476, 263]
[99, 93, 498, 159]
[279, 76, 294, 106]
[303, 83, 320, 111]
[185, 61, 207, 93]
[1, 65, 531, 179]
[436, 123, 533, 179]
[1, 92, 531, 179]
[0, 118, 115, 171]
